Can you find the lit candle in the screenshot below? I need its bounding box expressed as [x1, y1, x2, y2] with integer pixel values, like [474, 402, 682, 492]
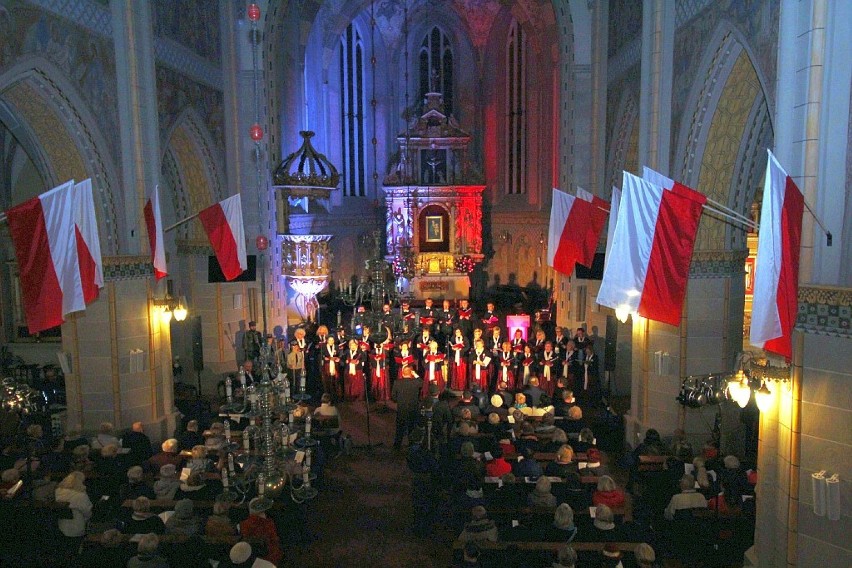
[224, 420, 231, 440]
[305, 414, 312, 435]
[258, 473, 265, 495]
[225, 376, 233, 399]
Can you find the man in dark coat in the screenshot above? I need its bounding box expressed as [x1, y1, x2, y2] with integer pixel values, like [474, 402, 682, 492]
[392, 366, 423, 449]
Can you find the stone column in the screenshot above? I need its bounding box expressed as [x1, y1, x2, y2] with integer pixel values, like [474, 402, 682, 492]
[637, 0, 674, 173]
[589, 0, 609, 196]
[110, 0, 161, 252]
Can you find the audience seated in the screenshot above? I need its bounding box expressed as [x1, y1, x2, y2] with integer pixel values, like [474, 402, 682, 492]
[123, 422, 154, 466]
[528, 476, 557, 508]
[593, 475, 626, 509]
[240, 497, 283, 566]
[174, 471, 217, 502]
[121, 465, 156, 501]
[523, 377, 545, 407]
[76, 528, 131, 568]
[121, 496, 166, 535]
[544, 444, 576, 478]
[551, 544, 578, 568]
[590, 504, 623, 542]
[177, 420, 205, 452]
[220, 541, 276, 567]
[664, 474, 708, 520]
[55, 471, 93, 556]
[512, 446, 542, 479]
[91, 422, 121, 450]
[165, 498, 201, 536]
[154, 464, 181, 500]
[126, 532, 170, 568]
[484, 445, 512, 478]
[206, 499, 238, 537]
[457, 505, 498, 543]
[562, 406, 584, 435]
[147, 439, 183, 473]
[454, 391, 482, 420]
[635, 542, 657, 568]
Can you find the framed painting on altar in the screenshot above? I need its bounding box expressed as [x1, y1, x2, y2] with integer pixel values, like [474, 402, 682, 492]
[425, 216, 443, 242]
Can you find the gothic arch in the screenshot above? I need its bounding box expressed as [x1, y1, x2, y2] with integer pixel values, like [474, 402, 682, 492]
[0, 56, 121, 254]
[673, 23, 773, 251]
[161, 107, 224, 241]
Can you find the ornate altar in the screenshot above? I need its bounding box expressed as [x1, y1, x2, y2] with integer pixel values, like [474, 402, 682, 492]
[383, 92, 485, 299]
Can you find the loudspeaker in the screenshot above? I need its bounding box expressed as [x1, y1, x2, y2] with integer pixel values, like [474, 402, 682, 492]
[604, 315, 618, 372]
[191, 316, 204, 372]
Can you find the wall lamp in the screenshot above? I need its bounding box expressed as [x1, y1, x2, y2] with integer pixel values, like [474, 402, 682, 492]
[152, 280, 188, 323]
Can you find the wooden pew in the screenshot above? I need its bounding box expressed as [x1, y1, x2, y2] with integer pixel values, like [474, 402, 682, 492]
[452, 540, 640, 553]
[121, 498, 286, 511]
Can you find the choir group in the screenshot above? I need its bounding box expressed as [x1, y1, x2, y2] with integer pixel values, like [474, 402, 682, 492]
[274, 299, 603, 407]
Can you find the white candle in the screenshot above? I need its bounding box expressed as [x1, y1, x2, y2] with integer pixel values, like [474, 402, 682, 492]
[243, 435, 250, 451]
[227, 453, 235, 473]
[221, 468, 229, 488]
[224, 420, 231, 440]
[305, 414, 312, 435]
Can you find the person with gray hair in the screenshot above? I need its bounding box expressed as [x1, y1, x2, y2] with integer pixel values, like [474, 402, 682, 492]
[126, 533, 169, 568]
[146, 438, 183, 473]
[664, 473, 708, 520]
[635, 543, 657, 567]
[552, 544, 578, 568]
[122, 496, 165, 535]
[120, 465, 156, 501]
[528, 475, 558, 508]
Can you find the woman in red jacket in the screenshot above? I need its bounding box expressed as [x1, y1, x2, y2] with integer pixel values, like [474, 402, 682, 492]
[592, 475, 626, 509]
[239, 497, 283, 566]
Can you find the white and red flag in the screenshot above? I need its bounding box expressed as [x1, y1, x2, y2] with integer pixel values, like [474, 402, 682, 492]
[603, 186, 621, 274]
[143, 185, 168, 280]
[199, 194, 247, 281]
[73, 179, 103, 303]
[750, 150, 804, 359]
[5, 180, 101, 333]
[597, 171, 707, 326]
[547, 188, 606, 275]
[575, 188, 610, 268]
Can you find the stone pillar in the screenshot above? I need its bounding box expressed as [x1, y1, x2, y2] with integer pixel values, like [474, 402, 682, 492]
[62, 260, 175, 441]
[589, 0, 609, 196]
[774, 0, 850, 285]
[110, 0, 160, 252]
[638, 0, 674, 173]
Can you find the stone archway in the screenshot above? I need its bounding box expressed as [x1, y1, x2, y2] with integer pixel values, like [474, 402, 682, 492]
[0, 57, 121, 252]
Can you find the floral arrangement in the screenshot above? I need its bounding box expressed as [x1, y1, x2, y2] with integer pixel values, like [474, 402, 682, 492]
[454, 255, 476, 273]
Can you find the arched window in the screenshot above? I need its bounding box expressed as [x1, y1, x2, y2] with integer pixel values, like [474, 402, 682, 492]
[339, 23, 366, 197]
[505, 21, 527, 195]
[419, 27, 453, 115]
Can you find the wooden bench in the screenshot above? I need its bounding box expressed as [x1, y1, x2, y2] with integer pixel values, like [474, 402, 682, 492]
[121, 498, 286, 511]
[485, 504, 626, 517]
[452, 540, 640, 553]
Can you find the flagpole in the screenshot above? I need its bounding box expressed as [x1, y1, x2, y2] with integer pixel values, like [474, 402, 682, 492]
[801, 199, 833, 246]
[164, 212, 200, 233]
[0, 212, 6, 225]
[704, 197, 755, 226]
[701, 204, 759, 232]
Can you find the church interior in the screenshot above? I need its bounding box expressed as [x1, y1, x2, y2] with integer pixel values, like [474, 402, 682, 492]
[0, 1, 849, 566]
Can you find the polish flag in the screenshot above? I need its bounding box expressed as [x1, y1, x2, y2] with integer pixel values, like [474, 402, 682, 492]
[73, 179, 104, 303]
[603, 186, 621, 274]
[750, 150, 804, 359]
[199, 194, 247, 281]
[143, 185, 168, 280]
[576, 188, 610, 268]
[5, 181, 86, 333]
[597, 171, 707, 326]
[547, 188, 601, 275]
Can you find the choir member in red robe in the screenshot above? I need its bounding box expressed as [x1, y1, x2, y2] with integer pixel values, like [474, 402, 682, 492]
[422, 340, 446, 396]
[519, 344, 537, 387]
[469, 339, 491, 392]
[344, 339, 366, 401]
[449, 328, 469, 391]
[496, 340, 517, 390]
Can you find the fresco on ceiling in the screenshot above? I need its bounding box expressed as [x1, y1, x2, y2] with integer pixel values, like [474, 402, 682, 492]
[152, 0, 221, 65]
[0, 1, 119, 166]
